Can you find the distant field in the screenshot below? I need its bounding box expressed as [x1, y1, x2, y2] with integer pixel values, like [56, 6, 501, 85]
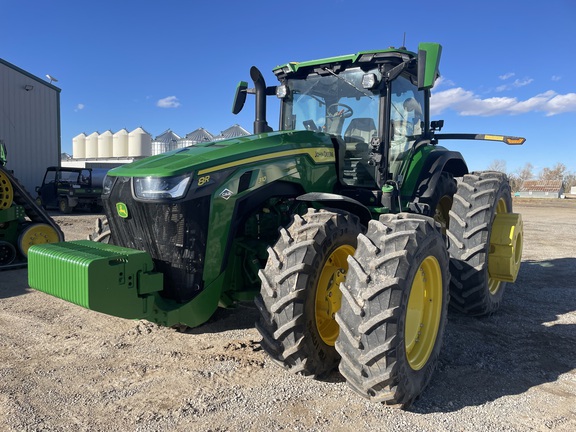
[514, 197, 576, 208]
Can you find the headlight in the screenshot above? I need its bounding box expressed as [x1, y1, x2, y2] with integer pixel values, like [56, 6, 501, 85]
[133, 174, 192, 199]
[102, 175, 116, 195]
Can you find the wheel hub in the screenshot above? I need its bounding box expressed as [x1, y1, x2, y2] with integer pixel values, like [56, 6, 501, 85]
[0, 171, 14, 210]
[405, 255, 442, 371]
[488, 212, 523, 285]
[315, 245, 354, 346]
[18, 224, 61, 257]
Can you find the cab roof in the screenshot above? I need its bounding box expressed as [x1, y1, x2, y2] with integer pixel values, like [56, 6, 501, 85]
[272, 46, 416, 80]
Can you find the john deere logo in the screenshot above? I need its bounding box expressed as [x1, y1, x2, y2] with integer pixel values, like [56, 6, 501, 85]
[116, 202, 129, 218]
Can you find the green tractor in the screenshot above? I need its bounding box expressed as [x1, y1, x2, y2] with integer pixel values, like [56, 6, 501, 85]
[28, 42, 524, 406]
[0, 140, 64, 269]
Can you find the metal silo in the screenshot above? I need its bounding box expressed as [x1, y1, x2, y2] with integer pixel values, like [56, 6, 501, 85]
[98, 130, 113, 158]
[85, 131, 99, 158]
[72, 133, 86, 159]
[128, 127, 152, 157]
[113, 128, 129, 157]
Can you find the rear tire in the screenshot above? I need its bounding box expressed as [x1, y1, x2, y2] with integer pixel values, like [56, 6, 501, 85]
[335, 213, 450, 407]
[419, 171, 457, 234]
[255, 208, 362, 377]
[447, 171, 520, 315]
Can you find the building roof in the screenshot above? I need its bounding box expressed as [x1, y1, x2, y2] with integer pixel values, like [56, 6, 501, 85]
[0, 58, 61, 93]
[154, 129, 181, 144]
[520, 180, 564, 192]
[214, 124, 250, 140]
[184, 128, 214, 143]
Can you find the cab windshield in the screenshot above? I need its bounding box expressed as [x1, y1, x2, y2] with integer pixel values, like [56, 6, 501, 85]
[280, 67, 381, 187]
[280, 67, 381, 139]
[279, 67, 425, 188]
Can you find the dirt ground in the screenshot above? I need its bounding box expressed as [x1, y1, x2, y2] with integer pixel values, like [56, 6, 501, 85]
[0, 200, 575, 431]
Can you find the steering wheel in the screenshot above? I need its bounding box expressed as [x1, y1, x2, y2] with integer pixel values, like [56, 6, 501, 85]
[327, 103, 353, 119]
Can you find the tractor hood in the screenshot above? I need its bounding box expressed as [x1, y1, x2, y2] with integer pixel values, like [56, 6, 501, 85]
[107, 130, 336, 178]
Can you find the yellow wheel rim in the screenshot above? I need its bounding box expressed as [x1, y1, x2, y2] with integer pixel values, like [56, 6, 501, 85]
[488, 198, 508, 295]
[405, 255, 443, 371]
[315, 244, 355, 346]
[18, 224, 61, 257]
[0, 171, 14, 210]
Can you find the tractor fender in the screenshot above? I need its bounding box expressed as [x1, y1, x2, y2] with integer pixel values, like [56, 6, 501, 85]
[409, 148, 468, 202]
[296, 192, 372, 227]
[220, 181, 305, 273]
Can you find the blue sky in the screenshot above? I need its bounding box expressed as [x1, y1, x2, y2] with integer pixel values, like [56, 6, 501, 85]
[2, 0, 575, 175]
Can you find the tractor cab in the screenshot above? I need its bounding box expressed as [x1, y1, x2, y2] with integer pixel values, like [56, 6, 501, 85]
[278, 63, 427, 190]
[234, 43, 442, 210]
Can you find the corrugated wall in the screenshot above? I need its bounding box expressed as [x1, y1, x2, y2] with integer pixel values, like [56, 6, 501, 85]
[0, 58, 60, 194]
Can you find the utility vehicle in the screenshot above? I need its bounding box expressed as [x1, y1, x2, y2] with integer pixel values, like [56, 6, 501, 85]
[28, 42, 524, 406]
[35, 166, 107, 213]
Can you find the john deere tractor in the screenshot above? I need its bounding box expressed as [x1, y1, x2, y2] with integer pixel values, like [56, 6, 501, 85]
[0, 140, 64, 269]
[28, 42, 524, 406]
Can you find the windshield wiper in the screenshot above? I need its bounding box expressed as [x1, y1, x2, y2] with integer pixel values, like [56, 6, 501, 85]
[322, 68, 374, 99]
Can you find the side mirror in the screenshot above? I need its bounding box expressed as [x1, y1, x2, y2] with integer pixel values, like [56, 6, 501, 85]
[417, 42, 442, 90]
[232, 81, 248, 114]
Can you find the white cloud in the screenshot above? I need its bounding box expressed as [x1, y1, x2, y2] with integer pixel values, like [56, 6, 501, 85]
[551, 75, 562, 82]
[545, 93, 576, 116]
[431, 87, 576, 117]
[74, 103, 85, 112]
[512, 78, 533, 88]
[433, 76, 455, 89]
[499, 72, 515, 80]
[496, 77, 533, 92]
[157, 96, 181, 108]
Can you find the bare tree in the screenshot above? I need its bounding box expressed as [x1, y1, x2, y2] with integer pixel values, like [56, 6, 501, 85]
[539, 162, 568, 181]
[487, 159, 508, 173]
[511, 162, 534, 192]
[565, 174, 576, 192]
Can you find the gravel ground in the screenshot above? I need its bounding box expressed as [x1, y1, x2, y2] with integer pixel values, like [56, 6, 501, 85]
[0, 200, 575, 431]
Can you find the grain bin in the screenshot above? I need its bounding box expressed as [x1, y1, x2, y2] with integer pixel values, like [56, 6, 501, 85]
[85, 132, 99, 158]
[72, 133, 86, 159]
[128, 127, 152, 157]
[113, 128, 129, 157]
[98, 130, 113, 158]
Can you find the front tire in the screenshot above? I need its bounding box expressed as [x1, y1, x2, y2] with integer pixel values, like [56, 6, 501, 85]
[447, 171, 523, 316]
[255, 209, 362, 377]
[335, 213, 450, 407]
[89, 217, 112, 243]
[58, 197, 72, 214]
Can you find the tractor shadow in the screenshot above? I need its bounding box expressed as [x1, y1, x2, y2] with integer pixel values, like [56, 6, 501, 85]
[184, 302, 260, 334]
[412, 257, 576, 413]
[0, 268, 29, 299]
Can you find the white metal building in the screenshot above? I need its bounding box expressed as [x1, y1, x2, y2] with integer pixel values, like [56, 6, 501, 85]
[0, 58, 61, 194]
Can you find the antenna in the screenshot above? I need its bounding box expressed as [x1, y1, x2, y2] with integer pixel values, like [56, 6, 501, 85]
[401, 32, 406, 49]
[46, 74, 58, 84]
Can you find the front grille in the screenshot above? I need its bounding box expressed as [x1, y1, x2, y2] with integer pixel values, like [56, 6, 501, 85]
[104, 176, 208, 303]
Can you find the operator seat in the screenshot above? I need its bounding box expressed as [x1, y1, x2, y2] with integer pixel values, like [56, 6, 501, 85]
[344, 118, 377, 144]
[342, 118, 377, 186]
